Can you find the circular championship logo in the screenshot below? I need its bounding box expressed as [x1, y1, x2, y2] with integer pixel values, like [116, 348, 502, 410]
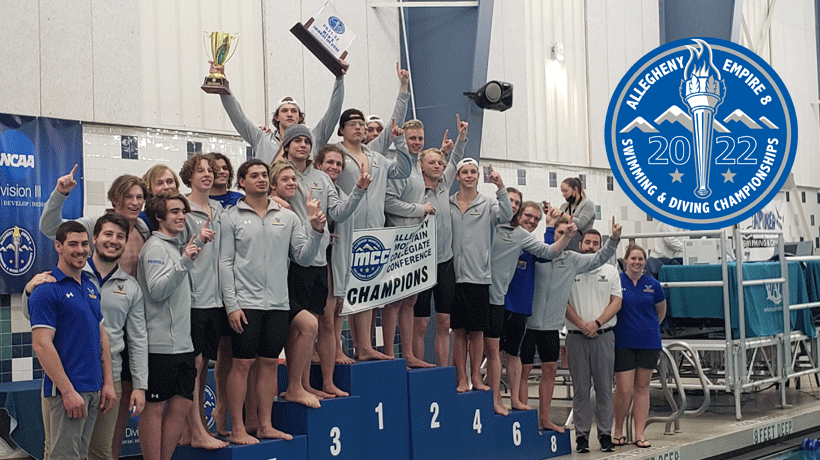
[203, 384, 216, 430]
[0, 226, 36, 276]
[328, 16, 345, 35]
[351, 236, 389, 282]
[605, 37, 797, 229]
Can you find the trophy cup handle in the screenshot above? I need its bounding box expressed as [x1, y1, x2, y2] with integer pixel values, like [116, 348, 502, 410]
[203, 31, 213, 60]
[225, 34, 240, 64]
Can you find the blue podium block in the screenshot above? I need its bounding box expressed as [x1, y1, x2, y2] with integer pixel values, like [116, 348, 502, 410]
[334, 359, 411, 460]
[455, 391, 496, 460]
[173, 435, 307, 460]
[494, 410, 571, 460]
[407, 367, 458, 460]
[273, 396, 362, 460]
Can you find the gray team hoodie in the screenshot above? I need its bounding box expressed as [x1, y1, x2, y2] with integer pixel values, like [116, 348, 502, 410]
[186, 199, 224, 309]
[220, 198, 322, 314]
[449, 188, 514, 284]
[220, 76, 344, 164]
[489, 224, 561, 305]
[287, 165, 364, 267]
[137, 231, 195, 354]
[527, 236, 619, 331]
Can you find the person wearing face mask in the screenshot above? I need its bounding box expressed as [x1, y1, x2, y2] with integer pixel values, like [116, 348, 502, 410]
[559, 177, 595, 252]
[489, 202, 571, 415]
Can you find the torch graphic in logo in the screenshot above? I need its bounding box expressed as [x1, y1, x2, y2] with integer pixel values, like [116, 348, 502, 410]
[680, 39, 725, 199]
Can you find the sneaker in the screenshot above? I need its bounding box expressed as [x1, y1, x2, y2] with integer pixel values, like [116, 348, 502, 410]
[576, 435, 589, 453]
[599, 434, 615, 452]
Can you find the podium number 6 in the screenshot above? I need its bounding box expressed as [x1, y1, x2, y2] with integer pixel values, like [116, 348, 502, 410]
[430, 402, 440, 428]
[512, 421, 522, 446]
[330, 426, 341, 456]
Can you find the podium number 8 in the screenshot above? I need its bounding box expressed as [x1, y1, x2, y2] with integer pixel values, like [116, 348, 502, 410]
[330, 427, 341, 456]
[551, 435, 557, 452]
[512, 421, 522, 446]
[430, 402, 440, 428]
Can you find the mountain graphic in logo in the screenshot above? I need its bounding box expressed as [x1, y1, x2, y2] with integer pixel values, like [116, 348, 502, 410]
[618, 105, 780, 134]
[723, 109, 762, 129]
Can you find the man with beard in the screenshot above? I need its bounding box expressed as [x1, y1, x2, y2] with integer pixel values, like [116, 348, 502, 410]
[30, 221, 117, 460]
[565, 229, 622, 453]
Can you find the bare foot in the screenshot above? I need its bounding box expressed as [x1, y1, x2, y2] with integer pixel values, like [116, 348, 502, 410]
[191, 432, 229, 450]
[406, 358, 435, 369]
[311, 349, 321, 363]
[257, 426, 294, 441]
[494, 402, 510, 416]
[511, 401, 532, 411]
[471, 379, 491, 391]
[323, 383, 349, 398]
[539, 420, 566, 433]
[230, 431, 259, 445]
[284, 388, 321, 408]
[357, 348, 392, 361]
[308, 387, 334, 399]
[179, 427, 191, 446]
[336, 352, 355, 364]
[456, 381, 470, 393]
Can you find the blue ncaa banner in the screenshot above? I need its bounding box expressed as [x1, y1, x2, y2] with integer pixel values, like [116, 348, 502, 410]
[605, 38, 797, 230]
[0, 115, 83, 294]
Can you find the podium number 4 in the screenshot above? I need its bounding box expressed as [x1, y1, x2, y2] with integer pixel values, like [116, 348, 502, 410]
[330, 427, 341, 456]
[430, 402, 440, 428]
[473, 409, 482, 434]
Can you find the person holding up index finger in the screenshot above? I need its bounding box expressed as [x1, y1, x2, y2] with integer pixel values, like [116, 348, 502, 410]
[449, 159, 513, 392]
[519, 214, 622, 434]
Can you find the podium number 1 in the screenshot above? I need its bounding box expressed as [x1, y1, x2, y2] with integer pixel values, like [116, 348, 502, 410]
[330, 427, 341, 456]
[375, 402, 384, 430]
[430, 402, 440, 428]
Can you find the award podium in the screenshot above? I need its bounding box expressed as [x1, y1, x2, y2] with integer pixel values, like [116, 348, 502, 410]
[174, 360, 570, 460]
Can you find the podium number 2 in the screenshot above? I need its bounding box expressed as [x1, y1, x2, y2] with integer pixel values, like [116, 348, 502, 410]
[375, 402, 384, 430]
[430, 402, 440, 428]
[330, 427, 341, 456]
[473, 409, 482, 434]
[512, 421, 522, 446]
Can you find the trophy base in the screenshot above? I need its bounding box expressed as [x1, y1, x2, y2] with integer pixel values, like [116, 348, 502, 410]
[202, 77, 231, 95]
[290, 22, 349, 78]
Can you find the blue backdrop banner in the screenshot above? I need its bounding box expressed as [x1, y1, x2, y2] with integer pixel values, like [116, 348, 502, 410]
[0, 115, 83, 294]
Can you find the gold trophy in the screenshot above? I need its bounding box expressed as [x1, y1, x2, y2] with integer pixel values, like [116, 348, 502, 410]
[202, 31, 239, 94]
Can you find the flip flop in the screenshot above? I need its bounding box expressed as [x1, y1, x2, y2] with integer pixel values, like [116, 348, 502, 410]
[635, 439, 652, 448]
[612, 436, 627, 446]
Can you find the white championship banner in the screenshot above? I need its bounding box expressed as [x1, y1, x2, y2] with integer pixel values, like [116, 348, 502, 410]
[343, 216, 437, 314]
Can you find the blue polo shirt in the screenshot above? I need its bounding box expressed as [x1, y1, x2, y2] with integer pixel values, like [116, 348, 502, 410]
[614, 272, 665, 350]
[504, 227, 555, 315]
[210, 191, 244, 208]
[29, 267, 104, 397]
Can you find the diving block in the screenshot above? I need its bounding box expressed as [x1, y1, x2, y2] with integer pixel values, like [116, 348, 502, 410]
[455, 391, 496, 460]
[494, 409, 571, 460]
[407, 367, 458, 460]
[334, 359, 411, 460]
[172, 435, 307, 460]
[273, 396, 362, 460]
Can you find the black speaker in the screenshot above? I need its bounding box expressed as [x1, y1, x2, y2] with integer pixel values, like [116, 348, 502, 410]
[463, 81, 513, 112]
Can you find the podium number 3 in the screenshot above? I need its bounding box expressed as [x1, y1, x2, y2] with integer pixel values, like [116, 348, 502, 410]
[330, 427, 341, 456]
[430, 402, 440, 428]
